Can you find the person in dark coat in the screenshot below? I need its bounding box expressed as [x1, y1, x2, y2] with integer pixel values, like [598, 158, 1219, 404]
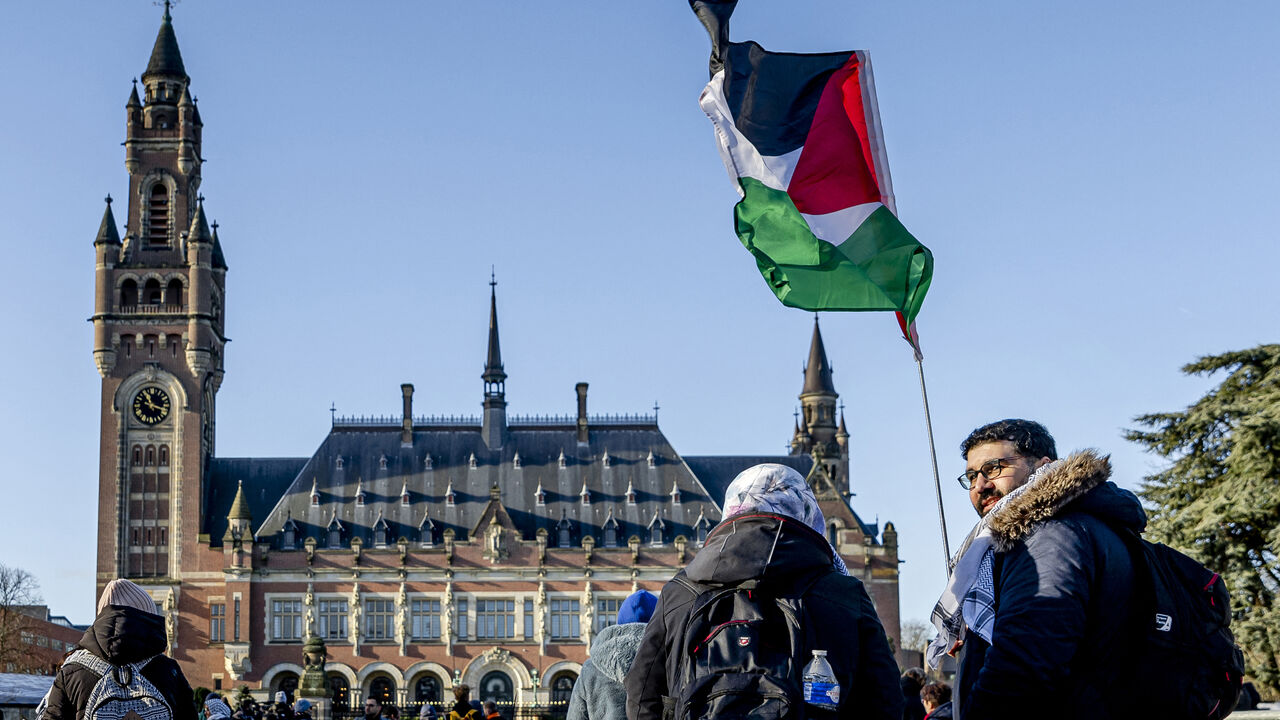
[928, 420, 1144, 720]
[624, 464, 903, 720]
[921, 682, 952, 720]
[900, 668, 927, 720]
[446, 686, 479, 720]
[566, 589, 657, 720]
[43, 578, 197, 720]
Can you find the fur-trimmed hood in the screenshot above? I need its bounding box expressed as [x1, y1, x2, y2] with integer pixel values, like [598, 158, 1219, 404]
[985, 449, 1146, 552]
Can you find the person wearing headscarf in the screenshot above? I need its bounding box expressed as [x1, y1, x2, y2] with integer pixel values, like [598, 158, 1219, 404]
[624, 464, 903, 720]
[43, 578, 197, 720]
[566, 589, 658, 720]
[205, 697, 234, 720]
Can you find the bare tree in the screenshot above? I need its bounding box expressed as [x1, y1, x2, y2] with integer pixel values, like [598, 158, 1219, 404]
[900, 619, 934, 654]
[0, 563, 43, 672]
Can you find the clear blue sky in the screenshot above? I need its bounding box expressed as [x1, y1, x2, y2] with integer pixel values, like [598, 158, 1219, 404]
[1, 1, 1277, 629]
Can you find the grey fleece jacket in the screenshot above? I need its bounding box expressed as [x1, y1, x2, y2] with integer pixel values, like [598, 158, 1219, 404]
[566, 622, 647, 720]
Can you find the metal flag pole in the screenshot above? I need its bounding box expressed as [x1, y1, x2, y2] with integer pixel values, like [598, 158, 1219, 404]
[914, 354, 953, 575]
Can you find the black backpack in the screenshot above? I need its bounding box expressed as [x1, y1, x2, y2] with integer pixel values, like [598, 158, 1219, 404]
[666, 573, 831, 720]
[1120, 531, 1244, 719]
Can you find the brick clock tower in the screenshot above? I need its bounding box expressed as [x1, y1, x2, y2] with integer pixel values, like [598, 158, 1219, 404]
[92, 2, 226, 598]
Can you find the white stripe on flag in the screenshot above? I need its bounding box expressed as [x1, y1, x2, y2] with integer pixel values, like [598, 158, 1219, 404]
[801, 202, 883, 244]
[699, 71, 802, 195]
[855, 51, 897, 216]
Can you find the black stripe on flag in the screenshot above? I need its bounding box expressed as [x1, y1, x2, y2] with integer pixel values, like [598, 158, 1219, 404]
[721, 42, 852, 158]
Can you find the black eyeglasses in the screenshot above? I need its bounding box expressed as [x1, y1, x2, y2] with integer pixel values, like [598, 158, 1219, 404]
[957, 456, 1023, 489]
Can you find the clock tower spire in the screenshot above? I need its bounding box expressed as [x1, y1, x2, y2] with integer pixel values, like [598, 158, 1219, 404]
[93, 4, 227, 588]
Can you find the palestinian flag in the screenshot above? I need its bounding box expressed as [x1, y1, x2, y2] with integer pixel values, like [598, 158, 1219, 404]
[691, 0, 932, 351]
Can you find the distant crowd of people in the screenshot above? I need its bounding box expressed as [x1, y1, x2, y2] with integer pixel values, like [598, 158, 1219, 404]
[34, 418, 1262, 719]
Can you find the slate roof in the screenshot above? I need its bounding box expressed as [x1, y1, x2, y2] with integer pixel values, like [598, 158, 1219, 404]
[683, 454, 879, 540]
[204, 457, 308, 541]
[250, 420, 720, 548]
[142, 4, 187, 82]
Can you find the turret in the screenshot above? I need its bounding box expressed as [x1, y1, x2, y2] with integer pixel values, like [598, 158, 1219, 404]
[93, 196, 121, 377]
[481, 276, 507, 448]
[225, 480, 253, 543]
[185, 199, 213, 378]
[799, 316, 839, 447]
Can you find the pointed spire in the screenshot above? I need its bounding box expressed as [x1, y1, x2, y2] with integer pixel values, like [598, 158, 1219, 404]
[143, 1, 188, 83]
[188, 198, 212, 243]
[210, 220, 228, 269]
[227, 480, 252, 521]
[96, 195, 121, 246]
[482, 272, 506, 385]
[625, 477, 636, 504]
[127, 81, 142, 109]
[836, 405, 849, 441]
[354, 477, 365, 504]
[801, 315, 836, 396]
[178, 86, 194, 109]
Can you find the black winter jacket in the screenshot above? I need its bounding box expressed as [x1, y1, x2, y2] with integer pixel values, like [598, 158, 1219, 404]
[44, 606, 197, 720]
[955, 451, 1146, 720]
[623, 513, 903, 720]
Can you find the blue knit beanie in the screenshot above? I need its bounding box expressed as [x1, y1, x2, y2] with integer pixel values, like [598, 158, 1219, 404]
[616, 589, 658, 625]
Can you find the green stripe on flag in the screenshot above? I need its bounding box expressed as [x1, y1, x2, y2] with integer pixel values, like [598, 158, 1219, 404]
[733, 178, 933, 324]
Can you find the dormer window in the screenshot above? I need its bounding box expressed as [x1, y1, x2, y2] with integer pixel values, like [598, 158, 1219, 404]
[603, 514, 619, 548]
[310, 480, 320, 507]
[534, 483, 546, 506]
[326, 513, 344, 549]
[335, 456, 344, 470]
[379, 454, 388, 470]
[469, 453, 478, 469]
[423, 454, 433, 470]
[418, 515, 436, 548]
[694, 514, 711, 546]
[445, 483, 456, 507]
[281, 516, 298, 550]
[647, 450, 656, 468]
[558, 450, 567, 469]
[625, 481, 637, 505]
[556, 514, 573, 549]
[580, 482, 591, 506]
[373, 516, 390, 548]
[512, 452, 521, 469]
[355, 484, 366, 507]
[601, 450, 610, 469]
[401, 487, 410, 506]
[670, 484, 682, 505]
[647, 514, 665, 547]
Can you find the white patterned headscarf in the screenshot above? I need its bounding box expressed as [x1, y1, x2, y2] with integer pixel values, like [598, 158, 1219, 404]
[722, 463, 849, 575]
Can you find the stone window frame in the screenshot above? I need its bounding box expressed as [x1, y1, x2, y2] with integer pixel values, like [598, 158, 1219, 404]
[208, 598, 226, 644]
[317, 596, 349, 641]
[267, 595, 305, 643]
[409, 597, 442, 641]
[363, 596, 395, 642]
[548, 598, 580, 640]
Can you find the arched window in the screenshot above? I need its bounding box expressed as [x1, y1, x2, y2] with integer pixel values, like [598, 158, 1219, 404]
[479, 671, 513, 705]
[414, 675, 442, 703]
[165, 279, 183, 308]
[272, 673, 299, 706]
[158, 445, 169, 466]
[145, 446, 156, 466]
[368, 676, 396, 705]
[143, 279, 162, 305]
[328, 674, 350, 711]
[132, 445, 143, 466]
[121, 280, 138, 308]
[550, 672, 577, 703]
[148, 184, 169, 244]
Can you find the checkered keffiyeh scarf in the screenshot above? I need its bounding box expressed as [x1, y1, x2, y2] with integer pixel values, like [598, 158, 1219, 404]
[722, 463, 849, 576]
[925, 461, 1063, 668]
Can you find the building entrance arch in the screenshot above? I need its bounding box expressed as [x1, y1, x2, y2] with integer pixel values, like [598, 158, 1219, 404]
[478, 671, 512, 704]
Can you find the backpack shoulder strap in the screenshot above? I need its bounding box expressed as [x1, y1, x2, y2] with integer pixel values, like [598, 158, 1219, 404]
[64, 650, 112, 677]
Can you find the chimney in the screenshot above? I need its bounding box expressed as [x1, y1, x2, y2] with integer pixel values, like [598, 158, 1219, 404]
[401, 383, 414, 446]
[575, 382, 589, 445]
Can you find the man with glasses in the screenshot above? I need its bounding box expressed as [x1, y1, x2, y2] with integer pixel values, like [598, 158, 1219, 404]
[930, 419, 1145, 720]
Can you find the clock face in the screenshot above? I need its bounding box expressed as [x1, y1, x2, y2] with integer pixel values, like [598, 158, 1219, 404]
[132, 387, 171, 425]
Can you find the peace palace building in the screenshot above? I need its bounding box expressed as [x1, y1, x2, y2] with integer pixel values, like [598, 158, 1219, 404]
[91, 7, 902, 712]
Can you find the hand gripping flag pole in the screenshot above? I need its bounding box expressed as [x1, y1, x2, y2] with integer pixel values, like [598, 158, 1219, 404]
[692, 0, 951, 576]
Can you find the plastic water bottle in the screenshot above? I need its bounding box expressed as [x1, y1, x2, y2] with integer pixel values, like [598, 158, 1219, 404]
[802, 649, 840, 710]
